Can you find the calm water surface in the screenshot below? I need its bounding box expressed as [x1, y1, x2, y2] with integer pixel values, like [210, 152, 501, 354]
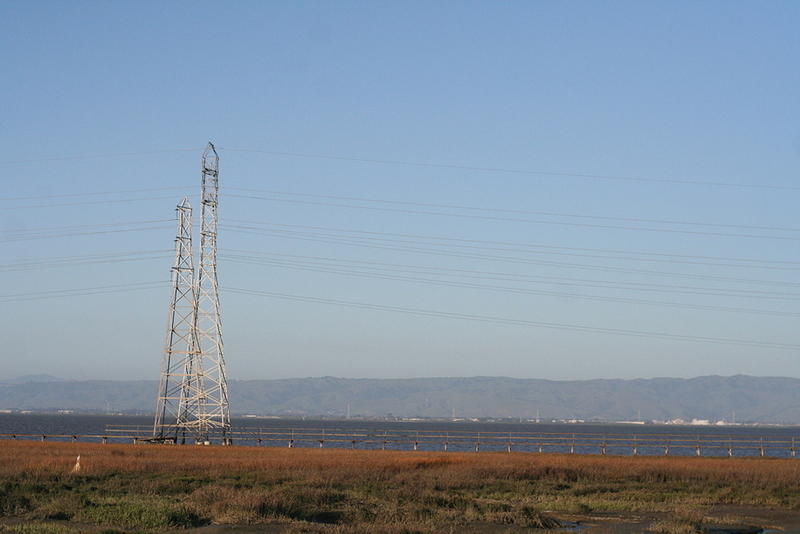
[1, 414, 798, 458]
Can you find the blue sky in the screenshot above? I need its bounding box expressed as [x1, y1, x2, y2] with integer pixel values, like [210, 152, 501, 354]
[1, 1, 798, 381]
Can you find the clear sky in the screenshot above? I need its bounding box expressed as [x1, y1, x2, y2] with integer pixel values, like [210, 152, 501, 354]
[1, 1, 798, 381]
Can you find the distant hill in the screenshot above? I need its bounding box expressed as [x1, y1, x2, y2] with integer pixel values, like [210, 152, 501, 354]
[0, 374, 65, 385]
[0, 375, 798, 424]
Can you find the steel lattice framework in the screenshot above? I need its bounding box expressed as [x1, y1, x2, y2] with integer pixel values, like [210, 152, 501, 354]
[193, 143, 231, 441]
[153, 143, 230, 444]
[153, 198, 199, 442]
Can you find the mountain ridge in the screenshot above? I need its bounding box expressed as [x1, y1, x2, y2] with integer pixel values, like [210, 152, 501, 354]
[1, 375, 798, 424]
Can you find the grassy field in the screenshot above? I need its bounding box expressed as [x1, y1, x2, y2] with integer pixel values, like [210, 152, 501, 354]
[0, 441, 799, 533]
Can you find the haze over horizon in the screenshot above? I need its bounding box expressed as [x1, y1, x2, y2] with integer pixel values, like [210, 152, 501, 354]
[5, 372, 800, 383]
[1, 2, 798, 382]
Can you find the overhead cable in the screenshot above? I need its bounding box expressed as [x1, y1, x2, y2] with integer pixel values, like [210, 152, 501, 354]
[2, 219, 172, 234]
[219, 249, 800, 301]
[224, 193, 800, 241]
[0, 281, 168, 303]
[0, 195, 180, 211]
[223, 287, 800, 350]
[0, 225, 172, 243]
[222, 225, 800, 287]
[0, 147, 203, 166]
[221, 254, 799, 317]
[0, 250, 171, 272]
[225, 188, 800, 233]
[217, 147, 799, 191]
[0, 187, 193, 202]
[223, 219, 800, 269]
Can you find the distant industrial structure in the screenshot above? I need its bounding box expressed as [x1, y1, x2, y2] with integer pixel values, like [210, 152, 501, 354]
[153, 143, 231, 444]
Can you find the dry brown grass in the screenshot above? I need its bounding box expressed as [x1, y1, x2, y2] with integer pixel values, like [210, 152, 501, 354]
[3, 440, 798, 482]
[1, 441, 798, 532]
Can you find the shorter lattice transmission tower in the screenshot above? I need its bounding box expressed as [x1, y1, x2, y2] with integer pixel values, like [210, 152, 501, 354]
[153, 143, 231, 444]
[153, 198, 199, 443]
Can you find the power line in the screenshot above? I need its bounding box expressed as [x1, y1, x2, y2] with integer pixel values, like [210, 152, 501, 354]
[2, 219, 172, 234]
[0, 225, 172, 243]
[223, 219, 800, 270]
[0, 250, 171, 272]
[223, 224, 800, 287]
[220, 254, 799, 317]
[2, 249, 170, 264]
[218, 147, 799, 191]
[0, 186, 193, 202]
[225, 193, 800, 241]
[223, 287, 800, 350]
[219, 249, 800, 301]
[222, 225, 800, 287]
[225, 188, 800, 233]
[0, 281, 168, 303]
[0, 195, 180, 211]
[0, 147, 203, 166]
[2, 145, 794, 190]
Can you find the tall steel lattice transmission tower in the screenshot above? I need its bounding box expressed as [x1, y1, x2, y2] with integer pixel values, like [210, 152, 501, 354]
[153, 142, 231, 444]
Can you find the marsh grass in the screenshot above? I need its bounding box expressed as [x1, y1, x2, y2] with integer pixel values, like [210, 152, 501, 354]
[0, 524, 75, 534]
[0, 441, 798, 532]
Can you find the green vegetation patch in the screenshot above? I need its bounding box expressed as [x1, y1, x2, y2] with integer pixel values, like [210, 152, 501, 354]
[75, 495, 205, 529]
[187, 485, 349, 524]
[0, 524, 76, 534]
[0, 483, 33, 516]
[30, 492, 205, 530]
